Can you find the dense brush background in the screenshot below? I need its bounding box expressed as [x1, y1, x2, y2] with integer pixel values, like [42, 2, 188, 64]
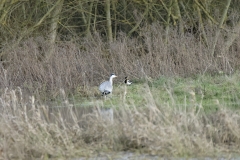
[0, 0, 240, 159]
[0, 0, 240, 99]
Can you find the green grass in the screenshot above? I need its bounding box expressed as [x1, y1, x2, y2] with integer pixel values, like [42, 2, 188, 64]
[67, 73, 240, 113]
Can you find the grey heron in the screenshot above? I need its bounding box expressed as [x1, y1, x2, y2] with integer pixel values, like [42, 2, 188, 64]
[99, 73, 117, 95]
[124, 76, 132, 85]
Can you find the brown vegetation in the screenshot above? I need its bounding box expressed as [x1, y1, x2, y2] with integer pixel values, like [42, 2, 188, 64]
[0, 88, 240, 159]
[0, 25, 239, 99]
[0, 1, 240, 158]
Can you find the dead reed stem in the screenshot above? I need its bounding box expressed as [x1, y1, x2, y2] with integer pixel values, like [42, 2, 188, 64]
[1, 88, 239, 158]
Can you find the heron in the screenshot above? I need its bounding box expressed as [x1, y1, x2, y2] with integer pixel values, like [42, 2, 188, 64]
[99, 73, 117, 96]
[124, 76, 132, 85]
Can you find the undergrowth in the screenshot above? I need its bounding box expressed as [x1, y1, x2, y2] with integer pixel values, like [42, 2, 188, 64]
[1, 24, 240, 100]
[0, 23, 240, 159]
[0, 76, 240, 159]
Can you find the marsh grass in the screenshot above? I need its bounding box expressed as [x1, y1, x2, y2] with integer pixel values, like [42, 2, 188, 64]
[70, 72, 240, 113]
[1, 24, 240, 100]
[0, 23, 240, 159]
[0, 77, 240, 159]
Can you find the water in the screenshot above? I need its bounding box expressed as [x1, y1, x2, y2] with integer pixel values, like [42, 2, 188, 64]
[73, 152, 240, 160]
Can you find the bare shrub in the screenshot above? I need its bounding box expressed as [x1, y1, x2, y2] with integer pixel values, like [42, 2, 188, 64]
[0, 23, 239, 98]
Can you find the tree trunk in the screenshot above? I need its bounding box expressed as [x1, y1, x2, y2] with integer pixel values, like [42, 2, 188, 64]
[196, 4, 208, 47]
[210, 0, 231, 57]
[47, 0, 64, 60]
[86, 0, 94, 37]
[112, 0, 117, 41]
[165, 0, 173, 43]
[105, 0, 113, 42]
[172, 0, 184, 35]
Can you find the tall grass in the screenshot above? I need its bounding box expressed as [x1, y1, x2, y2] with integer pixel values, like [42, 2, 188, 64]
[0, 23, 240, 159]
[0, 86, 240, 159]
[0, 24, 239, 100]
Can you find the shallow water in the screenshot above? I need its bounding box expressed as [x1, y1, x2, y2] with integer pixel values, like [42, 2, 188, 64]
[73, 152, 240, 160]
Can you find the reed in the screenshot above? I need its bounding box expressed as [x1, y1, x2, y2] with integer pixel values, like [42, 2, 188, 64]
[0, 86, 240, 159]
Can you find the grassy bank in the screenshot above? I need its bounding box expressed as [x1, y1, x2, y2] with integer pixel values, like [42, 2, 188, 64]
[70, 72, 240, 112]
[0, 73, 240, 159]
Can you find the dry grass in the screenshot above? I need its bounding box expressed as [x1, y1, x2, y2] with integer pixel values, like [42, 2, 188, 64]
[0, 87, 240, 159]
[0, 24, 240, 100]
[0, 23, 240, 159]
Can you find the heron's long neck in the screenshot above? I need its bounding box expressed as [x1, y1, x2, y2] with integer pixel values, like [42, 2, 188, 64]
[109, 77, 113, 85]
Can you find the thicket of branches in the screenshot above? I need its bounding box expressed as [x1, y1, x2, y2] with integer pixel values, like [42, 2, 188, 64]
[1, 0, 240, 55]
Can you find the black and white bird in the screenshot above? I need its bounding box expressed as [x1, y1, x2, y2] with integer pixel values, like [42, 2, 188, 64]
[99, 73, 117, 95]
[124, 76, 132, 85]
